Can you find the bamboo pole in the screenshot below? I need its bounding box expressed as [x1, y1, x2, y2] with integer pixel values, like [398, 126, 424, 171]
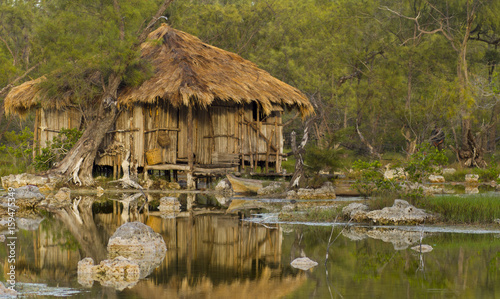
[187, 105, 195, 189]
[275, 116, 279, 173]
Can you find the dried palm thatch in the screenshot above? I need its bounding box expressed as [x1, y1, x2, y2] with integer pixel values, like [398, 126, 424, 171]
[4, 76, 73, 116]
[119, 24, 313, 116]
[4, 24, 314, 117]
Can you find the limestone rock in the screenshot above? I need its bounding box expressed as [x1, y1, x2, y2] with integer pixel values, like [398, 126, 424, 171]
[410, 244, 433, 253]
[290, 257, 318, 270]
[465, 186, 479, 194]
[465, 174, 479, 183]
[442, 168, 456, 175]
[342, 227, 422, 250]
[94, 256, 140, 280]
[257, 182, 286, 196]
[54, 187, 71, 202]
[0, 185, 45, 208]
[107, 222, 167, 261]
[384, 168, 407, 180]
[286, 182, 336, 199]
[215, 178, 233, 195]
[83, 256, 141, 291]
[342, 203, 369, 221]
[365, 199, 433, 225]
[0, 281, 17, 297]
[1, 173, 60, 191]
[77, 257, 95, 274]
[16, 217, 44, 231]
[428, 175, 445, 183]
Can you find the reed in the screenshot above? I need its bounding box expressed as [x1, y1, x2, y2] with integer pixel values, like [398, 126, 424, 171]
[416, 194, 500, 224]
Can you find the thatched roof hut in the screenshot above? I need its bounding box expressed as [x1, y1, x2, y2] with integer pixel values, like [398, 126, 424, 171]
[4, 24, 314, 178]
[5, 24, 313, 117]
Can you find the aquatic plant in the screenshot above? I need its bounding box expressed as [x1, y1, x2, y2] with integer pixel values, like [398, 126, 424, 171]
[415, 194, 500, 224]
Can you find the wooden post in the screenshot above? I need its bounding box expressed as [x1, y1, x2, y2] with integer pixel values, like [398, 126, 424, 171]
[275, 117, 280, 173]
[187, 105, 195, 189]
[248, 120, 254, 172]
[33, 109, 40, 160]
[256, 105, 260, 172]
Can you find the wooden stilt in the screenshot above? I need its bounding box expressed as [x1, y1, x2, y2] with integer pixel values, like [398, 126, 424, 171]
[187, 105, 195, 189]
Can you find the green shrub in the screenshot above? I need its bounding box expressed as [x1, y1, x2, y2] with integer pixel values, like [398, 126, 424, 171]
[34, 128, 82, 171]
[0, 127, 34, 175]
[404, 143, 448, 182]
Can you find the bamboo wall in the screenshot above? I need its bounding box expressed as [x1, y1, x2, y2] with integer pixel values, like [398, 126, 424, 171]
[34, 108, 82, 154]
[95, 101, 283, 173]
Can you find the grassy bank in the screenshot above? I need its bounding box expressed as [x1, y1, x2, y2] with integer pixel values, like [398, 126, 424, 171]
[414, 194, 500, 224]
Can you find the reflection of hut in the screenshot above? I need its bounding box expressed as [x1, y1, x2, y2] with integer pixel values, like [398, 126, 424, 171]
[5, 24, 313, 177]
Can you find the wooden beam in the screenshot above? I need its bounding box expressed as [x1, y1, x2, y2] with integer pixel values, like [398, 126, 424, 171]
[143, 127, 180, 133]
[242, 116, 278, 152]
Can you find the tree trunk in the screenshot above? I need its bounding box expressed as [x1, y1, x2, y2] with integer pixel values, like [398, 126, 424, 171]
[49, 76, 121, 185]
[46, 0, 174, 185]
[288, 119, 313, 189]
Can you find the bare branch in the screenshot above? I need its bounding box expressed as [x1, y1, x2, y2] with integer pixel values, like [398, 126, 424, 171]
[0, 63, 40, 96]
[137, 0, 175, 44]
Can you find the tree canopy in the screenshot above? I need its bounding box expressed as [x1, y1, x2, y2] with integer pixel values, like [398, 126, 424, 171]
[1, 0, 500, 174]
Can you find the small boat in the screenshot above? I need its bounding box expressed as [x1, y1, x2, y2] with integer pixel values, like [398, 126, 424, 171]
[226, 174, 263, 194]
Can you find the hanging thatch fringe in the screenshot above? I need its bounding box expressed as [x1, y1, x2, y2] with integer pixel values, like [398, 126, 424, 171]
[4, 24, 314, 117]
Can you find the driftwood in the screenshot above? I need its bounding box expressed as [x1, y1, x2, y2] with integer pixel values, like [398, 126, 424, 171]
[111, 150, 143, 189]
[288, 118, 313, 189]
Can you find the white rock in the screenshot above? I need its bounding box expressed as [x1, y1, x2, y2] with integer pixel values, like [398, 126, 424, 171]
[465, 174, 479, 183]
[215, 178, 233, 194]
[342, 203, 369, 221]
[0, 281, 17, 297]
[442, 168, 456, 175]
[365, 199, 432, 225]
[384, 168, 407, 180]
[428, 175, 445, 183]
[291, 257, 318, 270]
[411, 244, 433, 253]
[107, 222, 167, 260]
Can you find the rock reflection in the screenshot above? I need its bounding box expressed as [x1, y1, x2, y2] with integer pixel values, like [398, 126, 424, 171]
[343, 226, 424, 250]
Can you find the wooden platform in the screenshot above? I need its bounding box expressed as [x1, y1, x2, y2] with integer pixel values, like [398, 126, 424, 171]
[143, 163, 237, 180]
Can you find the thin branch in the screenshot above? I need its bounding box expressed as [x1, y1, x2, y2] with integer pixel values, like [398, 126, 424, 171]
[137, 0, 175, 44]
[0, 63, 41, 96]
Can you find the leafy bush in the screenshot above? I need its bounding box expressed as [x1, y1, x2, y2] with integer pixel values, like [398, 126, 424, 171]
[34, 128, 82, 171]
[404, 143, 448, 182]
[0, 127, 34, 175]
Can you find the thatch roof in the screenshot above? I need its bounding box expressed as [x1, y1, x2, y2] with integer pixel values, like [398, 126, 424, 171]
[5, 24, 314, 117]
[4, 76, 46, 116]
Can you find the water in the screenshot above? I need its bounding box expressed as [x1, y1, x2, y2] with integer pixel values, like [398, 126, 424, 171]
[1, 194, 500, 298]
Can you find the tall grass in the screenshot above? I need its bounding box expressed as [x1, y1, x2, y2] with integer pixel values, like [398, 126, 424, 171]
[416, 194, 500, 224]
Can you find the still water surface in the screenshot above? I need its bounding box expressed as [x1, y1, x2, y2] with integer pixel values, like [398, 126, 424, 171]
[1, 193, 500, 298]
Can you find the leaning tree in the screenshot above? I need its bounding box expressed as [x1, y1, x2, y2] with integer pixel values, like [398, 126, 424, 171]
[31, 0, 175, 185]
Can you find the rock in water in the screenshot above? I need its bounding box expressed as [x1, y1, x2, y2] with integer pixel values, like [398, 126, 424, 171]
[78, 222, 167, 290]
[411, 244, 433, 253]
[365, 199, 433, 225]
[0, 281, 17, 297]
[107, 222, 167, 260]
[342, 203, 369, 221]
[291, 257, 318, 270]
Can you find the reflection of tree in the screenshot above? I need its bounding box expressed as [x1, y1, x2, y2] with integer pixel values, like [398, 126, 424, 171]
[53, 196, 107, 261]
